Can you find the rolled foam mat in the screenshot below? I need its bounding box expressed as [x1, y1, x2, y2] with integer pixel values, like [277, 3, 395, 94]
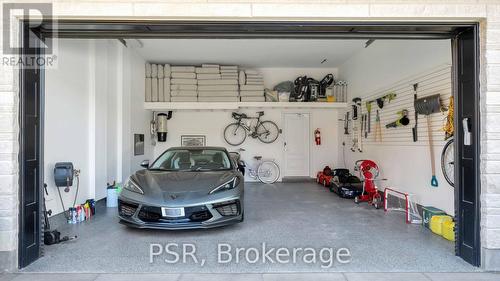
[171, 84, 197, 90]
[197, 79, 238, 85]
[170, 90, 198, 97]
[171, 96, 198, 102]
[198, 91, 239, 97]
[195, 67, 220, 74]
[151, 64, 158, 78]
[157, 65, 164, 79]
[158, 79, 164, 102]
[163, 64, 171, 78]
[145, 63, 152, 78]
[171, 66, 195, 73]
[171, 72, 196, 79]
[197, 73, 222, 80]
[198, 85, 238, 91]
[151, 78, 158, 102]
[170, 78, 197, 85]
[145, 78, 152, 102]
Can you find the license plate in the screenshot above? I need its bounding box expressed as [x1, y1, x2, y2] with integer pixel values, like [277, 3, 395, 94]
[161, 207, 185, 218]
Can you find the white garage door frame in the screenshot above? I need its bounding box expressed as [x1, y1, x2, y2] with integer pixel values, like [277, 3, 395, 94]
[17, 20, 481, 269]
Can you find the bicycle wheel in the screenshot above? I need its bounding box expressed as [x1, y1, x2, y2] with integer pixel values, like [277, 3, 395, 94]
[224, 123, 247, 146]
[256, 121, 280, 144]
[441, 138, 454, 187]
[257, 161, 280, 184]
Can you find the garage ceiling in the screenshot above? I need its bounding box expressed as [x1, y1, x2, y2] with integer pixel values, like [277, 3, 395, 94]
[133, 39, 366, 68]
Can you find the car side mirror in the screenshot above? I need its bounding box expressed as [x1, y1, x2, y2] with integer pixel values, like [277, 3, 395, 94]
[140, 160, 149, 168]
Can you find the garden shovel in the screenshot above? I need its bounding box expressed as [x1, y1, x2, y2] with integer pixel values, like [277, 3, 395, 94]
[414, 94, 442, 187]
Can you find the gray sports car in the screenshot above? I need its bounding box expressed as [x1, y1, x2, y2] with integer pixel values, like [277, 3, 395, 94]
[118, 146, 244, 229]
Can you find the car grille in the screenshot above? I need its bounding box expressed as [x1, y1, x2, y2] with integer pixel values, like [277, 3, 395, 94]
[118, 200, 138, 217]
[189, 210, 212, 222]
[137, 205, 212, 223]
[138, 206, 162, 222]
[213, 200, 240, 216]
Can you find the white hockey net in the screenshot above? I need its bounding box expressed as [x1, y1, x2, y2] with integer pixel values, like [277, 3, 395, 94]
[384, 188, 422, 224]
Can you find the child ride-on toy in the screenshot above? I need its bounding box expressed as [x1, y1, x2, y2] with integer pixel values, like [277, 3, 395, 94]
[353, 160, 384, 209]
[316, 166, 333, 187]
[329, 169, 363, 198]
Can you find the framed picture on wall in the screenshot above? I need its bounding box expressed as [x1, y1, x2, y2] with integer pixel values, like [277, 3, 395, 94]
[134, 134, 145, 155]
[181, 135, 206, 147]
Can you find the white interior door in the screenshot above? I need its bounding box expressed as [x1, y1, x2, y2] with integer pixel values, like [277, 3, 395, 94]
[283, 113, 310, 177]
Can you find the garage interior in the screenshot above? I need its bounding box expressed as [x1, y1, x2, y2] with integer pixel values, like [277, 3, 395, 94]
[19, 22, 480, 272]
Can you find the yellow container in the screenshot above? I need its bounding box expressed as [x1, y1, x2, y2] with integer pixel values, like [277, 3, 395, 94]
[430, 215, 453, 235]
[326, 95, 336, 102]
[442, 221, 455, 241]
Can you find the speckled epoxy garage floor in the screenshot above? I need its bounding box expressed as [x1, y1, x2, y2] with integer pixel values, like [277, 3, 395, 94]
[23, 182, 477, 273]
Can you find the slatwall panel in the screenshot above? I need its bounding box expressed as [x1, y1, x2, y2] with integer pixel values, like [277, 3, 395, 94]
[344, 65, 452, 147]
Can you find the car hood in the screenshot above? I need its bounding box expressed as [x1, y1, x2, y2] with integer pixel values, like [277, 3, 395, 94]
[130, 169, 237, 202]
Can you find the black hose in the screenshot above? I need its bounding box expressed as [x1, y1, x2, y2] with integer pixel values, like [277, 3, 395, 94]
[56, 172, 80, 220]
[72, 174, 79, 207]
[56, 184, 68, 220]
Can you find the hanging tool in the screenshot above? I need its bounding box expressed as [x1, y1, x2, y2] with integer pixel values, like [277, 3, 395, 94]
[412, 83, 419, 142]
[385, 109, 410, 128]
[386, 92, 397, 103]
[365, 113, 369, 139]
[373, 92, 397, 109]
[357, 99, 363, 152]
[366, 101, 372, 134]
[415, 93, 442, 187]
[352, 97, 361, 120]
[374, 110, 382, 142]
[344, 112, 350, 135]
[351, 115, 359, 152]
[358, 114, 363, 152]
[361, 114, 364, 138]
[150, 112, 157, 146]
[376, 97, 384, 109]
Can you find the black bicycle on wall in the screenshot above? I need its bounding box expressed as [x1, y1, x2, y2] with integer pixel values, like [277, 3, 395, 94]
[224, 111, 280, 146]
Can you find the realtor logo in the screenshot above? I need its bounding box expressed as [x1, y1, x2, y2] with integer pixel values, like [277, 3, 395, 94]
[2, 3, 53, 55]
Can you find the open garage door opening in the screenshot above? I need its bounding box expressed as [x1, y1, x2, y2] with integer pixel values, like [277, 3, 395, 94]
[18, 22, 480, 272]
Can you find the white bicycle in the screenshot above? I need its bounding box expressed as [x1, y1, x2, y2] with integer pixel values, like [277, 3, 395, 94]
[236, 148, 280, 184]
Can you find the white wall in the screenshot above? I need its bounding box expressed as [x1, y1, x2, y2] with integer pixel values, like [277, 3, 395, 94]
[44, 40, 92, 215]
[340, 40, 451, 98]
[152, 109, 339, 181]
[44, 39, 152, 215]
[338, 40, 454, 214]
[124, 45, 153, 178]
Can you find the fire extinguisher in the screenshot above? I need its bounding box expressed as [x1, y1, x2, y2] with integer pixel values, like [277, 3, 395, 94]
[314, 128, 321, 145]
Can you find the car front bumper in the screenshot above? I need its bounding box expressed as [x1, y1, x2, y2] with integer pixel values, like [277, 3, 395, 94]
[117, 196, 243, 230]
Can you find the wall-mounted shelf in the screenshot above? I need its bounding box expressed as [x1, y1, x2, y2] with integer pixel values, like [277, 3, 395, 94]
[144, 102, 347, 111]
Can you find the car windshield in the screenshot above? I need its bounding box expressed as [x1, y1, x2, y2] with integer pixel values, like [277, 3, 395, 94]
[150, 148, 232, 171]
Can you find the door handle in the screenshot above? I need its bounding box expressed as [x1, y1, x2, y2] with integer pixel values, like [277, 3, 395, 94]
[462, 118, 471, 146]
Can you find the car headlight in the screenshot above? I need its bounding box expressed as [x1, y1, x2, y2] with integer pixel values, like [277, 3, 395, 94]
[124, 177, 144, 194]
[209, 177, 239, 194]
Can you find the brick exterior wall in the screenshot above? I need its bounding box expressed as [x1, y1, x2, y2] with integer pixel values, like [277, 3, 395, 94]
[0, 0, 499, 272]
[0, 12, 18, 271]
